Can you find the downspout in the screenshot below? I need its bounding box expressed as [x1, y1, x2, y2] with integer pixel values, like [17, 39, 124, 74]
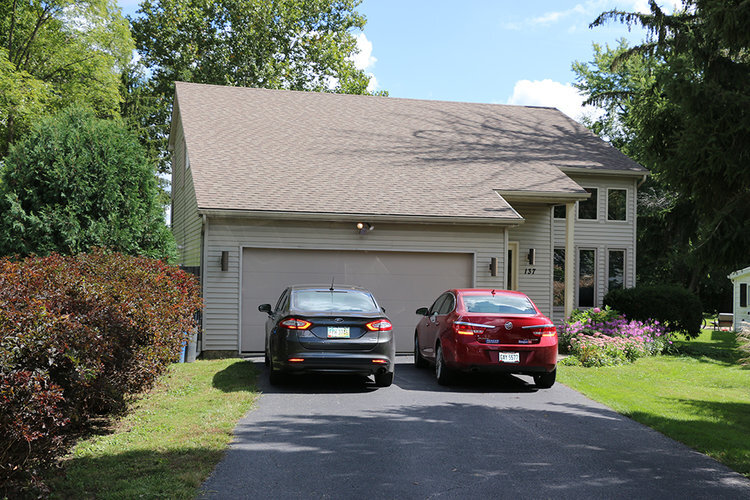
[199, 214, 208, 353]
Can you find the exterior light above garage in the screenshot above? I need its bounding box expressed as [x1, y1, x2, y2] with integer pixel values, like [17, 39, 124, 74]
[356, 222, 374, 234]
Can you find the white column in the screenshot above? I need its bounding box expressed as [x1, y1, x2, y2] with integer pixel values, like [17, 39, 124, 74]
[564, 202, 575, 319]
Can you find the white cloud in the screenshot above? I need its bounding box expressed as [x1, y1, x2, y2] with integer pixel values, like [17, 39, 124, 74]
[350, 33, 376, 71]
[348, 33, 378, 92]
[506, 79, 601, 122]
[501, 0, 683, 30]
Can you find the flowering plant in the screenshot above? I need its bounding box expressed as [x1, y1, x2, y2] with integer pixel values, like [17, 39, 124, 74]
[560, 307, 670, 367]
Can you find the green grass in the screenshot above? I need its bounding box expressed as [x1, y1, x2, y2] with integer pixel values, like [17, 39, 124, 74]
[47, 359, 259, 499]
[558, 329, 750, 478]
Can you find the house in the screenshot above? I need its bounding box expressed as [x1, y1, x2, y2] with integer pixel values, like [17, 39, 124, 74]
[169, 82, 648, 356]
[729, 266, 750, 331]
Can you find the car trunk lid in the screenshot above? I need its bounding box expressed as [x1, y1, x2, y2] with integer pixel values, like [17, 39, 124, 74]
[457, 315, 555, 345]
[296, 315, 384, 351]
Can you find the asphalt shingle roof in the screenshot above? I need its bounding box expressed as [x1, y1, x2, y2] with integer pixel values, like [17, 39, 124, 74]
[174, 82, 647, 221]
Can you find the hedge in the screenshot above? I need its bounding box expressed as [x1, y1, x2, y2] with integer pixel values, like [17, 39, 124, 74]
[603, 284, 703, 337]
[0, 251, 202, 494]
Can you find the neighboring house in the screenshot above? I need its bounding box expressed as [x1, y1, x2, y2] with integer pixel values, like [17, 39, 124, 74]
[729, 266, 750, 331]
[169, 82, 648, 356]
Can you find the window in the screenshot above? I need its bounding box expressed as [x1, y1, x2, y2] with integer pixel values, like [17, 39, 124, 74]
[608, 250, 625, 292]
[553, 205, 566, 219]
[274, 289, 290, 312]
[578, 249, 596, 307]
[741, 284, 748, 308]
[429, 294, 449, 316]
[438, 294, 455, 315]
[608, 189, 627, 221]
[553, 248, 565, 307]
[462, 293, 537, 315]
[578, 188, 598, 220]
[292, 290, 379, 313]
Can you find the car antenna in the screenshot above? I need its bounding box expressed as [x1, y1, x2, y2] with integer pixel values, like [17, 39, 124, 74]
[330, 276, 335, 291]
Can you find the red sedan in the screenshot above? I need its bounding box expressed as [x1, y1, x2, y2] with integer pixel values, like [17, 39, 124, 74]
[414, 289, 557, 387]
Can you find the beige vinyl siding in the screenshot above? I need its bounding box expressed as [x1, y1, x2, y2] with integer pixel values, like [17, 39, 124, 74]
[202, 217, 507, 352]
[553, 174, 638, 319]
[508, 204, 554, 317]
[170, 120, 202, 267]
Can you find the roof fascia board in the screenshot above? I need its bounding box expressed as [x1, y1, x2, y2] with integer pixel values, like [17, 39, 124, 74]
[495, 190, 590, 203]
[197, 208, 524, 226]
[559, 166, 649, 177]
[728, 266, 750, 280]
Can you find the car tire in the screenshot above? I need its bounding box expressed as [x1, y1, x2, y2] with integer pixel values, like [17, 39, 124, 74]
[374, 371, 394, 387]
[435, 344, 453, 386]
[264, 350, 270, 367]
[414, 335, 428, 368]
[268, 357, 284, 386]
[533, 368, 556, 389]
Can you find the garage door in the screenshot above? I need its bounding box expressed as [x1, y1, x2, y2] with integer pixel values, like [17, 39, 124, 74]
[241, 248, 474, 353]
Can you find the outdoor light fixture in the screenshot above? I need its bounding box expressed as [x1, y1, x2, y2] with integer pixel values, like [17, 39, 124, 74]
[221, 251, 229, 271]
[489, 257, 499, 276]
[527, 248, 536, 266]
[356, 222, 374, 235]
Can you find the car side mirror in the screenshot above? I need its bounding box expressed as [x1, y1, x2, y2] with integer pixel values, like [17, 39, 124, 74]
[416, 307, 429, 316]
[258, 303, 272, 315]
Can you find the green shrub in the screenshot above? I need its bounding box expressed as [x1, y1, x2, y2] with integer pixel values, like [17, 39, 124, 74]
[0, 251, 202, 493]
[604, 285, 703, 338]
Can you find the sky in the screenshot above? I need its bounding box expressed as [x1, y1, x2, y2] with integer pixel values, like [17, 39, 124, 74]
[116, 0, 681, 122]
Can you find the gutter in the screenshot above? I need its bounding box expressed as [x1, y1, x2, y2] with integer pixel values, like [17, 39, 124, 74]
[195, 208, 525, 226]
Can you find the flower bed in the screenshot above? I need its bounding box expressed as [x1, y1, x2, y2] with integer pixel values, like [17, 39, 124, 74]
[559, 307, 670, 367]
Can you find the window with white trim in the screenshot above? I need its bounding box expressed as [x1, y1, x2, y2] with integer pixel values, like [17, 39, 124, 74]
[578, 188, 598, 220]
[608, 189, 627, 221]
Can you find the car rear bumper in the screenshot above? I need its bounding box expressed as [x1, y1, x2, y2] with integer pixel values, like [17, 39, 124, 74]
[276, 351, 394, 375]
[272, 333, 395, 375]
[445, 338, 557, 374]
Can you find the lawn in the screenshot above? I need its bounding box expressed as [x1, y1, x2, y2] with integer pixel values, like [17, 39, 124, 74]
[558, 328, 750, 478]
[47, 359, 259, 499]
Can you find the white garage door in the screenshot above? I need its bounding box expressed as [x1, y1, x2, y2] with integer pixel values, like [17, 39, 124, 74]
[241, 248, 474, 353]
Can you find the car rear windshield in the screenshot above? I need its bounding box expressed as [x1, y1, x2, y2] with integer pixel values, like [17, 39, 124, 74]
[292, 290, 380, 313]
[462, 294, 537, 314]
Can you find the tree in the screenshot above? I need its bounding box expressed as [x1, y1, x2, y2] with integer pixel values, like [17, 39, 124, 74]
[0, 108, 176, 261]
[0, 0, 134, 154]
[129, 0, 374, 173]
[576, 0, 750, 308]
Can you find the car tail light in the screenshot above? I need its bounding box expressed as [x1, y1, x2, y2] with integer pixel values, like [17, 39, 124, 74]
[366, 319, 393, 331]
[524, 324, 558, 337]
[541, 326, 558, 337]
[288, 358, 304, 363]
[453, 322, 486, 336]
[372, 359, 387, 364]
[280, 318, 312, 330]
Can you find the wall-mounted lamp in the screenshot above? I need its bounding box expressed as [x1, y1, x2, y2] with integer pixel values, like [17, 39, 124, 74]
[356, 222, 374, 235]
[527, 248, 535, 266]
[489, 257, 499, 277]
[221, 251, 229, 271]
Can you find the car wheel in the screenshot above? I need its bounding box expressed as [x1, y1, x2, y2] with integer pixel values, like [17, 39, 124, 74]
[533, 368, 556, 389]
[414, 335, 428, 368]
[264, 350, 270, 367]
[435, 344, 453, 386]
[374, 371, 394, 387]
[268, 356, 284, 386]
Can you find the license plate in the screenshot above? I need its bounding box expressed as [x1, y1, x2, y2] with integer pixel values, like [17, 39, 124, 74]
[498, 352, 520, 364]
[327, 327, 350, 338]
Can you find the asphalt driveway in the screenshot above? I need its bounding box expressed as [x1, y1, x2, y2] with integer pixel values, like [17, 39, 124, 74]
[200, 356, 750, 499]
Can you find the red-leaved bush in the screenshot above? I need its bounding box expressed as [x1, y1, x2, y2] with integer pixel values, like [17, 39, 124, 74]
[0, 251, 202, 492]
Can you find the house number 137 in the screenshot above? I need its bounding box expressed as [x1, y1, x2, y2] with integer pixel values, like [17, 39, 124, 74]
[524, 268, 536, 275]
